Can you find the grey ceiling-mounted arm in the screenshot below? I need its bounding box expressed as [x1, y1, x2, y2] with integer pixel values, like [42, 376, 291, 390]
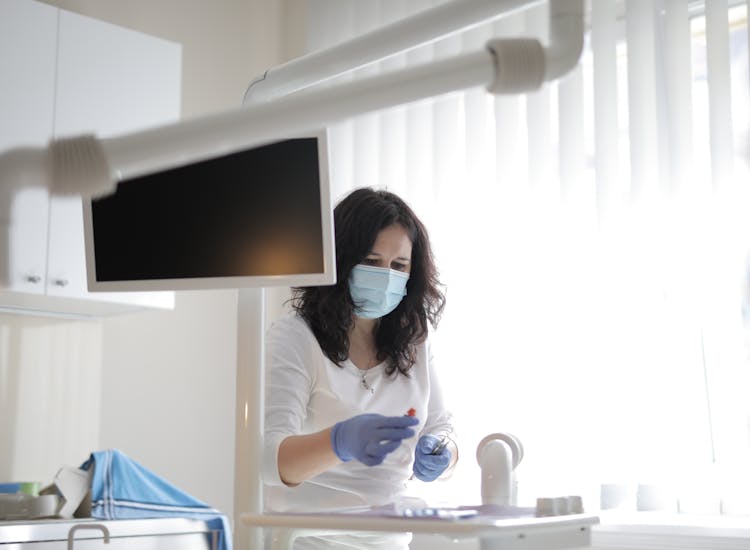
[0, 0, 583, 286]
[0, 1, 583, 196]
[243, 0, 547, 104]
[244, 0, 582, 105]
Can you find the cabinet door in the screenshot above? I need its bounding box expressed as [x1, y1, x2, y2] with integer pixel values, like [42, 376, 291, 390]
[46, 196, 174, 309]
[0, 0, 58, 294]
[44, 195, 85, 296]
[47, 9, 180, 308]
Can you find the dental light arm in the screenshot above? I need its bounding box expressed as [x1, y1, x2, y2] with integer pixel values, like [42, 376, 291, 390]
[244, 0, 547, 103]
[0, 0, 582, 286]
[0, 48, 493, 206]
[543, 0, 584, 80]
[245, 0, 581, 103]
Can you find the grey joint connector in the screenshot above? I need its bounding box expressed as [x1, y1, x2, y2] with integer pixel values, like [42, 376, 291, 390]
[486, 38, 546, 95]
[50, 135, 115, 199]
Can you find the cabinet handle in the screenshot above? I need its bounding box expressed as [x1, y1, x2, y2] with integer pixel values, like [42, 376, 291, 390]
[67, 523, 111, 550]
[53, 278, 69, 287]
[24, 275, 42, 284]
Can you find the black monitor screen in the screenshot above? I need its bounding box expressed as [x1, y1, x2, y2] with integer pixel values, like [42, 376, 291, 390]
[90, 138, 325, 281]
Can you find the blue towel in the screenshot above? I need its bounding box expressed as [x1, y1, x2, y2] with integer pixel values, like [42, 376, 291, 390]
[81, 449, 232, 550]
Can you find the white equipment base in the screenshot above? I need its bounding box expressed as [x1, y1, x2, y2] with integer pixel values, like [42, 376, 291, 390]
[241, 507, 599, 550]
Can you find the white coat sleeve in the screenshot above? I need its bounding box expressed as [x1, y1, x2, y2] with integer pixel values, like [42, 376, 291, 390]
[262, 317, 316, 487]
[421, 339, 455, 443]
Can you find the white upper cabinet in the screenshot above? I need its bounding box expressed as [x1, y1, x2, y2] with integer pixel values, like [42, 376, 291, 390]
[47, 9, 181, 309]
[0, 0, 57, 150]
[0, 0, 57, 295]
[53, 9, 182, 140]
[0, 0, 181, 315]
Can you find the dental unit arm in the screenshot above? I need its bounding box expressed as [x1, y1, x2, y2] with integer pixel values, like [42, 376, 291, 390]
[0, 0, 583, 287]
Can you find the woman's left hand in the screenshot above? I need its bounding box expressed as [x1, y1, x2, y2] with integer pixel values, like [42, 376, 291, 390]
[412, 434, 452, 482]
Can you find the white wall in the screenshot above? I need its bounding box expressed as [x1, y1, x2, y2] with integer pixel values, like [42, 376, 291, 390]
[0, 313, 103, 483]
[40, 0, 288, 119]
[98, 291, 238, 519]
[2, 0, 304, 526]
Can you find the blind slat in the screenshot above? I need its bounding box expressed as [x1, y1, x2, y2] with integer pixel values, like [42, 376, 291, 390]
[706, 0, 734, 187]
[493, 14, 525, 191]
[525, 3, 555, 195]
[664, 0, 693, 193]
[405, 0, 435, 203]
[463, 24, 494, 188]
[379, 0, 408, 196]
[431, 33, 462, 200]
[558, 64, 585, 199]
[626, 0, 660, 200]
[591, 0, 619, 212]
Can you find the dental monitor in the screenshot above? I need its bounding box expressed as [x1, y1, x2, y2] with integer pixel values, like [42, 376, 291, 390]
[82, 133, 335, 291]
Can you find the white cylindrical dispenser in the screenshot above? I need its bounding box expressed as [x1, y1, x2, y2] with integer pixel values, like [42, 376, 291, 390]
[476, 433, 524, 506]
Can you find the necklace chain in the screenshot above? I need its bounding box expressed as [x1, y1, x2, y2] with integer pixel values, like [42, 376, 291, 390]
[360, 369, 375, 395]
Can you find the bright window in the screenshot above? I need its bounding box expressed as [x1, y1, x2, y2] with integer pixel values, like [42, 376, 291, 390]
[306, 0, 750, 514]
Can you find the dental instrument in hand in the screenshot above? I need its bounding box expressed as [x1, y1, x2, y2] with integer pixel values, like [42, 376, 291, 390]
[410, 432, 452, 481]
[431, 434, 450, 455]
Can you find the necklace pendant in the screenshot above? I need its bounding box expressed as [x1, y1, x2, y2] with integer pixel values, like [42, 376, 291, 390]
[361, 371, 375, 394]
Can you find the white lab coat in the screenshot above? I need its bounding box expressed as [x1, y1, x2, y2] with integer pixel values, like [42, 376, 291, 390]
[262, 313, 454, 549]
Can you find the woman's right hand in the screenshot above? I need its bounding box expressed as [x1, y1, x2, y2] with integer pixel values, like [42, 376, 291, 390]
[331, 413, 419, 466]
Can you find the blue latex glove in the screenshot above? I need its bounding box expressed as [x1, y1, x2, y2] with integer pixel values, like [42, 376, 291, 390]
[331, 413, 418, 466]
[412, 434, 452, 482]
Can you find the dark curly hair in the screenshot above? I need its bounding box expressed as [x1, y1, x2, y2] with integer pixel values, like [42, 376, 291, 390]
[291, 187, 445, 376]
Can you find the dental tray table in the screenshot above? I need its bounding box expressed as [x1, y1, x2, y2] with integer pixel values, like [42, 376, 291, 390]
[0, 517, 220, 549]
[241, 505, 600, 550]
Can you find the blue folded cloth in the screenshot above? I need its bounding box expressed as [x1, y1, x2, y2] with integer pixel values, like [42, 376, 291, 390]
[81, 449, 232, 550]
[0, 483, 22, 494]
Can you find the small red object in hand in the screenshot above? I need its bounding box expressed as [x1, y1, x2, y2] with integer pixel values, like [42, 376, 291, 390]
[406, 408, 416, 417]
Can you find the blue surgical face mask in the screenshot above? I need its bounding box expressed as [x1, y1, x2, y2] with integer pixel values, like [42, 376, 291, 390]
[349, 264, 409, 319]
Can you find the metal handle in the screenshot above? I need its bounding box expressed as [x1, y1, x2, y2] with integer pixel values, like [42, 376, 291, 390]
[53, 278, 69, 287]
[67, 523, 111, 550]
[24, 274, 42, 284]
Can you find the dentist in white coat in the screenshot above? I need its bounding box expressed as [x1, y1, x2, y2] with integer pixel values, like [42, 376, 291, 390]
[263, 187, 457, 549]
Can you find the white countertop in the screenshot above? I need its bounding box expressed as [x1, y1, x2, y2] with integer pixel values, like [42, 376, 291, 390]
[592, 512, 750, 550]
[241, 506, 599, 547]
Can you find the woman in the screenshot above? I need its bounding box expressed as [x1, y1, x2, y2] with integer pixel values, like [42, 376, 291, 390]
[263, 187, 456, 549]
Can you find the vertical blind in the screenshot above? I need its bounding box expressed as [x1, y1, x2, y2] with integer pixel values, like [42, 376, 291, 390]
[302, 0, 750, 511]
